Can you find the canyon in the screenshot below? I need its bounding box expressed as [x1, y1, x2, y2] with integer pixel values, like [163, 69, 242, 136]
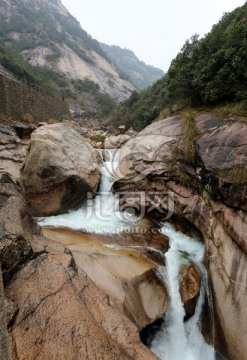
[0, 114, 246, 359]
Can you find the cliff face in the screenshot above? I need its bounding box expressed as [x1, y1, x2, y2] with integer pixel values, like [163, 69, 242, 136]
[100, 43, 164, 90]
[0, 0, 135, 103]
[113, 113, 247, 360]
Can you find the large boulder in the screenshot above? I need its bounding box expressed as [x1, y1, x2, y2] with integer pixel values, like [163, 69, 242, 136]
[113, 113, 247, 360]
[114, 116, 183, 186]
[0, 172, 41, 283]
[20, 123, 102, 216]
[43, 227, 169, 330]
[114, 114, 247, 211]
[104, 135, 131, 149]
[179, 264, 201, 316]
[6, 243, 159, 360]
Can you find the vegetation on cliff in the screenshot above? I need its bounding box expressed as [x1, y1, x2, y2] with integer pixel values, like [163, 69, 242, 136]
[0, 0, 134, 115]
[100, 43, 164, 90]
[0, 2, 110, 64]
[113, 3, 247, 130]
[0, 45, 71, 96]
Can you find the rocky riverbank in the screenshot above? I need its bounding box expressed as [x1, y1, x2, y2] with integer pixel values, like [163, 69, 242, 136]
[0, 114, 246, 360]
[113, 113, 247, 360]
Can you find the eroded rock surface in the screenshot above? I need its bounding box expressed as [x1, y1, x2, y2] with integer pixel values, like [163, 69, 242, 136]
[0, 171, 161, 359]
[43, 227, 169, 330]
[196, 119, 247, 210]
[6, 243, 159, 360]
[20, 123, 102, 216]
[113, 113, 247, 360]
[0, 125, 167, 359]
[104, 135, 131, 149]
[0, 172, 41, 283]
[0, 125, 28, 181]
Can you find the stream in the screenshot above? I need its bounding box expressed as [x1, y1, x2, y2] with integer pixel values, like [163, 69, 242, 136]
[39, 150, 138, 233]
[150, 224, 215, 360]
[38, 150, 216, 360]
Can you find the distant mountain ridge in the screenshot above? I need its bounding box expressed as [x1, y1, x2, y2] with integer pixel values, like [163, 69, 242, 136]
[100, 43, 165, 90]
[0, 0, 135, 115]
[0, 0, 166, 116]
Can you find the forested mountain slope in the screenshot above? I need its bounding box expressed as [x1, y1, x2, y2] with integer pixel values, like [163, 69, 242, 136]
[100, 43, 164, 90]
[0, 0, 135, 115]
[113, 2, 247, 130]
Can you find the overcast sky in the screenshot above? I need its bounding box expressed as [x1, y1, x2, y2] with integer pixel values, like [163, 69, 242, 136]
[61, 0, 246, 71]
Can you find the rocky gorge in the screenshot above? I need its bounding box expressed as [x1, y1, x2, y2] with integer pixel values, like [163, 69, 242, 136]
[0, 113, 246, 360]
[113, 113, 247, 360]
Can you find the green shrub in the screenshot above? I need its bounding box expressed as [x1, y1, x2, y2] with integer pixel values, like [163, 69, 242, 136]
[182, 110, 200, 162]
[72, 78, 100, 94]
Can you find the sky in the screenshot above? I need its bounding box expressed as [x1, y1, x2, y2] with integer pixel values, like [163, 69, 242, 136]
[61, 0, 246, 71]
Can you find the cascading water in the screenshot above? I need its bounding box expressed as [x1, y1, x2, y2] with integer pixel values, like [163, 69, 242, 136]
[38, 149, 216, 360]
[151, 223, 215, 360]
[38, 150, 137, 233]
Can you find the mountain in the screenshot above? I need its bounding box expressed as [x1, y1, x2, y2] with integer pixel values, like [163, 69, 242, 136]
[113, 2, 247, 130]
[0, 0, 136, 115]
[100, 43, 164, 90]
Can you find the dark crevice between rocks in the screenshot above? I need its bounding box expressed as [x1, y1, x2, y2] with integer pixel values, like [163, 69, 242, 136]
[11, 124, 36, 140]
[7, 305, 19, 330]
[140, 316, 165, 348]
[216, 351, 228, 360]
[2, 245, 47, 286]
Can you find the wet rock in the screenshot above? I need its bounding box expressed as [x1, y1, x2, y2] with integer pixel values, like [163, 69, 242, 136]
[170, 185, 247, 360]
[20, 123, 102, 216]
[102, 148, 118, 162]
[179, 264, 201, 316]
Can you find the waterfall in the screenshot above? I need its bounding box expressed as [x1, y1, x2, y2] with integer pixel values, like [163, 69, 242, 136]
[38, 149, 137, 233]
[151, 223, 215, 360]
[38, 150, 216, 360]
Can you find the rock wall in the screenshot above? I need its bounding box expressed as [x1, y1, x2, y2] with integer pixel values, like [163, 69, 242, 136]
[113, 113, 247, 360]
[0, 75, 71, 122]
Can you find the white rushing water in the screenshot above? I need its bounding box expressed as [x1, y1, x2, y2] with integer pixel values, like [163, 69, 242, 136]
[38, 150, 137, 233]
[151, 223, 215, 360]
[38, 149, 215, 360]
